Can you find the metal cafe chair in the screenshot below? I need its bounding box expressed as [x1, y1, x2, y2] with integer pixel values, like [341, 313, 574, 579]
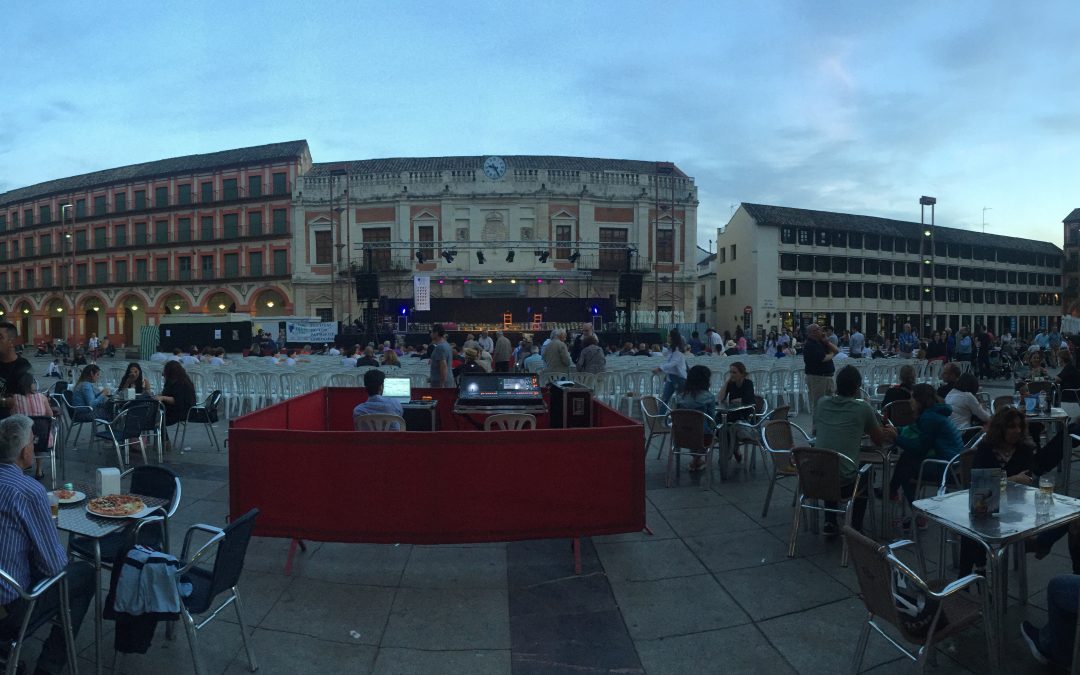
[0, 566, 79, 675]
[28, 415, 60, 489]
[883, 399, 917, 428]
[844, 526, 991, 674]
[640, 395, 672, 459]
[354, 414, 407, 431]
[483, 413, 537, 430]
[788, 447, 872, 567]
[666, 409, 716, 490]
[176, 509, 260, 675]
[93, 406, 150, 471]
[759, 418, 810, 517]
[176, 390, 223, 453]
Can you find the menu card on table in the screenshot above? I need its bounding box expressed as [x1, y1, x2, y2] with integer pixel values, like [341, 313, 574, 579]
[969, 469, 1001, 516]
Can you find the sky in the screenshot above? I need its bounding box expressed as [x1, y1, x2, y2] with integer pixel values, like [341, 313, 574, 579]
[3, 1, 1079, 249]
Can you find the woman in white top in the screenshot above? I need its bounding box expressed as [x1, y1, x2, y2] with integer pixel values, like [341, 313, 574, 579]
[653, 329, 687, 404]
[945, 373, 990, 429]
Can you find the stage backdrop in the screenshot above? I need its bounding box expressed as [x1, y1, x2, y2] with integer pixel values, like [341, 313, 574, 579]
[387, 296, 616, 324]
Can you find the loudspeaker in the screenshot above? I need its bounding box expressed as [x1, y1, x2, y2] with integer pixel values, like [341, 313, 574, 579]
[355, 273, 380, 300]
[618, 273, 644, 301]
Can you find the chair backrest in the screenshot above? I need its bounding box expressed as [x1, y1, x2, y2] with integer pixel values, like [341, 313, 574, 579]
[354, 414, 406, 431]
[669, 409, 713, 452]
[1027, 380, 1053, 395]
[639, 395, 671, 432]
[764, 405, 790, 424]
[753, 395, 767, 416]
[123, 400, 162, 435]
[762, 419, 794, 451]
[876, 384, 892, 395]
[844, 526, 929, 644]
[484, 413, 537, 430]
[943, 448, 976, 491]
[129, 464, 182, 517]
[883, 399, 916, 427]
[992, 395, 1016, 413]
[207, 508, 259, 599]
[791, 447, 848, 502]
[28, 415, 55, 453]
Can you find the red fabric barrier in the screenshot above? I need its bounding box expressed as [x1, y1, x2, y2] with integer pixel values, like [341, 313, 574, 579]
[229, 388, 645, 544]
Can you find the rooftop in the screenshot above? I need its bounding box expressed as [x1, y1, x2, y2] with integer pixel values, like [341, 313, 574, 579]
[0, 140, 310, 208]
[309, 156, 689, 179]
[1064, 208, 1080, 224]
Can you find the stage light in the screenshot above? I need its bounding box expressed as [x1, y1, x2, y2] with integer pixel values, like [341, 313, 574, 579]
[486, 279, 493, 284]
[441, 249, 456, 263]
[476, 251, 486, 264]
[463, 278, 470, 284]
[401, 307, 407, 315]
[558, 279, 564, 284]
[538, 250, 550, 263]
[438, 278, 445, 284]
[568, 250, 580, 263]
[592, 306, 599, 315]
[537, 278, 544, 284]
[416, 251, 425, 263]
[506, 250, 515, 263]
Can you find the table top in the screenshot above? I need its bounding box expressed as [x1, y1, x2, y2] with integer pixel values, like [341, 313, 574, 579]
[1025, 407, 1069, 422]
[56, 482, 168, 539]
[913, 485, 1080, 548]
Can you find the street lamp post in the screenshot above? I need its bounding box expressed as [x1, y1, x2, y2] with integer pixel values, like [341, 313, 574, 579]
[920, 196, 937, 336]
[60, 203, 76, 339]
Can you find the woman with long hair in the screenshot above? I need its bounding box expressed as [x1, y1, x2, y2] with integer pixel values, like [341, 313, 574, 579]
[887, 383, 963, 511]
[72, 364, 110, 421]
[381, 349, 401, 368]
[9, 371, 58, 478]
[118, 362, 151, 395]
[945, 373, 990, 429]
[675, 364, 715, 472]
[155, 361, 196, 446]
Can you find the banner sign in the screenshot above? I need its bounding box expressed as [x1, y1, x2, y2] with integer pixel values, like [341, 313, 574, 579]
[414, 275, 431, 311]
[285, 321, 337, 343]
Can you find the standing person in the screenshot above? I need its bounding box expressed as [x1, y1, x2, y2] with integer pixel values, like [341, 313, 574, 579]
[542, 329, 572, 375]
[976, 324, 993, 379]
[897, 323, 917, 358]
[653, 329, 687, 405]
[155, 361, 196, 449]
[1049, 326, 1063, 368]
[492, 330, 512, 372]
[944, 327, 956, 362]
[0, 321, 32, 421]
[570, 324, 594, 363]
[0, 415, 96, 675]
[428, 324, 454, 388]
[955, 327, 974, 363]
[576, 335, 606, 374]
[803, 324, 837, 414]
[849, 326, 865, 358]
[707, 327, 723, 354]
[925, 331, 947, 362]
[477, 330, 494, 355]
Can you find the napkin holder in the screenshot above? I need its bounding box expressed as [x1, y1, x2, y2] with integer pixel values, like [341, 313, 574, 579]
[96, 467, 121, 496]
[125, 388, 136, 401]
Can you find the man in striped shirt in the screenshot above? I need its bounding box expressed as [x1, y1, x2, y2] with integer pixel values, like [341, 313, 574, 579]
[0, 415, 94, 675]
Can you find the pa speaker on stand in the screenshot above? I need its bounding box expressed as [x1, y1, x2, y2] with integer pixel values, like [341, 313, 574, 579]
[355, 273, 380, 301]
[618, 273, 644, 301]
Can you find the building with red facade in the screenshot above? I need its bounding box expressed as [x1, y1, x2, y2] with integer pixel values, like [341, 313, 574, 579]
[0, 141, 311, 347]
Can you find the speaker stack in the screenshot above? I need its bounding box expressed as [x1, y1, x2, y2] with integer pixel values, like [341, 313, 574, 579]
[355, 273, 380, 301]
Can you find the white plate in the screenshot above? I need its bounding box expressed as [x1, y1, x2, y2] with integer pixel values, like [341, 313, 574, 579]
[53, 490, 86, 505]
[85, 502, 154, 519]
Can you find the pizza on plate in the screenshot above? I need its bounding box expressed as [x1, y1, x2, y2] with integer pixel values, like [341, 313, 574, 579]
[88, 494, 145, 517]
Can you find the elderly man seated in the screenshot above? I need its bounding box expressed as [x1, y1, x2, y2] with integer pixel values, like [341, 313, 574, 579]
[812, 365, 897, 536]
[352, 370, 403, 431]
[936, 362, 961, 399]
[0, 415, 95, 675]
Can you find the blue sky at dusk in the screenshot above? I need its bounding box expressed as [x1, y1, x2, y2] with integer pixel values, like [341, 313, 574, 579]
[3, 1, 1079, 248]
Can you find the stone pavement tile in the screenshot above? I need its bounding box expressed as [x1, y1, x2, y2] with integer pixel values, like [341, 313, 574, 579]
[172, 496, 232, 525]
[717, 558, 852, 622]
[172, 475, 227, 501]
[758, 597, 901, 674]
[301, 542, 412, 587]
[635, 623, 797, 675]
[945, 602, 1048, 674]
[684, 528, 792, 574]
[201, 482, 231, 503]
[511, 609, 643, 673]
[509, 570, 617, 619]
[259, 577, 395, 645]
[371, 648, 510, 675]
[213, 569, 293, 626]
[767, 522, 847, 560]
[647, 486, 730, 511]
[381, 588, 510, 650]
[664, 503, 760, 539]
[594, 537, 707, 582]
[109, 618, 243, 674]
[609, 574, 750, 641]
[400, 545, 507, 589]
[241, 536, 321, 575]
[507, 538, 602, 587]
[221, 627, 377, 675]
[592, 501, 678, 542]
[805, 551, 861, 594]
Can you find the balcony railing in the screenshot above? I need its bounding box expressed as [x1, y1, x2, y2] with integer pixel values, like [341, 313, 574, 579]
[0, 263, 291, 293]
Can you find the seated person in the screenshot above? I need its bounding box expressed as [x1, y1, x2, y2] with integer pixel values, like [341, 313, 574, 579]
[881, 364, 916, 413]
[117, 362, 151, 396]
[888, 384, 963, 509]
[0, 415, 95, 675]
[674, 365, 715, 473]
[813, 365, 897, 536]
[936, 362, 961, 399]
[945, 373, 990, 430]
[355, 346, 381, 368]
[154, 361, 196, 449]
[1027, 350, 1050, 381]
[352, 369, 403, 430]
[1057, 351, 1080, 402]
[71, 364, 111, 421]
[1022, 575, 1080, 670]
[460, 348, 486, 375]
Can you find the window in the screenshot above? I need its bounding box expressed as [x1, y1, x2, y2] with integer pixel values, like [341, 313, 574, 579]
[894, 285, 906, 299]
[1, 241, 8, 261]
[23, 209, 33, 227]
[935, 287, 947, 302]
[832, 257, 847, 273]
[813, 281, 827, 297]
[76, 264, 87, 285]
[10, 212, 17, 228]
[155, 257, 169, 282]
[598, 227, 628, 270]
[797, 228, 811, 245]
[719, 249, 725, 263]
[39, 234, 51, 255]
[134, 222, 147, 245]
[849, 232, 863, 249]
[798, 280, 812, 297]
[247, 211, 262, 236]
[948, 243, 959, 258]
[75, 199, 86, 218]
[224, 253, 239, 278]
[556, 224, 573, 259]
[93, 195, 106, 216]
[74, 231, 87, 251]
[1007, 270, 1017, 284]
[880, 285, 893, 300]
[154, 186, 168, 207]
[730, 244, 736, 260]
[24, 269, 33, 289]
[907, 239, 920, 254]
[797, 254, 813, 272]
[959, 288, 970, 302]
[223, 178, 238, 200]
[908, 262, 920, 277]
[973, 289, 984, 303]
[848, 282, 862, 298]
[178, 218, 192, 242]
[880, 236, 893, 252]
[39, 205, 51, 223]
[41, 267, 52, 287]
[314, 231, 332, 264]
[865, 234, 879, 249]
[781, 227, 795, 244]
[201, 181, 213, 204]
[864, 283, 878, 299]
[718, 280, 726, 296]
[23, 237, 33, 257]
[996, 270, 1007, 283]
[779, 253, 796, 271]
[272, 172, 287, 195]
[223, 214, 238, 238]
[248, 175, 262, 198]
[864, 259, 879, 275]
[155, 220, 169, 243]
[11, 240, 18, 258]
[0, 214, 5, 232]
[893, 261, 905, 277]
[94, 227, 107, 248]
[114, 224, 126, 247]
[947, 265, 959, 280]
[135, 259, 148, 282]
[730, 278, 737, 294]
[816, 230, 830, 246]
[832, 231, 847, 247]
[94, 261, 108, 284]
[909, 286, 921, 301]
[134, 190, 146, 210]
[178, 184, 191, 205]
[248, 252, 263, 276]
[364, 227, 392, 269]
[780, 279, 795, 296]
[201, 255, 214, 279]
[273, 249, 288, 275]
[178, 256, 192, 281]
[201, 216, 214, 240]
[114, 192, 126, 212]
[272, 208, 287, 234]
[831, 281, 846, 298]
[656, 228, 674, 262]
[849, 258, 862, 274]
[418, 224, 435, 261]
[115, 260, 127, 283]
[815, 256, 829, 273]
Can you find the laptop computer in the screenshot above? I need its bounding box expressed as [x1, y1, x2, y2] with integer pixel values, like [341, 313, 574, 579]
[383, 377, 412, 404]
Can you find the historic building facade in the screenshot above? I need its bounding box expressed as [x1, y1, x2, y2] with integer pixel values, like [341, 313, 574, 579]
[290, 156, 698, 328]
[714, 203, 1063, 340]
[0, 141, 311, 346]
[1064, 208, 1080, 316]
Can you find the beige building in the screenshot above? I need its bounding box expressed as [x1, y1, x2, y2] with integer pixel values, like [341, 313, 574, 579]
[714, 203, 1062, 340]
[291, 156, 699, 327]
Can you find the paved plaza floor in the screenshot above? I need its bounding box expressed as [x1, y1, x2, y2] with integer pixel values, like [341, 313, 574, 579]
[21, 376, 1077, 674]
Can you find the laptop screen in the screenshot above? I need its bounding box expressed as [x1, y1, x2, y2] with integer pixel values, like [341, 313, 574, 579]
[383, 377, 412, 402]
